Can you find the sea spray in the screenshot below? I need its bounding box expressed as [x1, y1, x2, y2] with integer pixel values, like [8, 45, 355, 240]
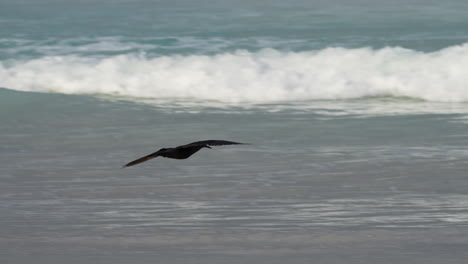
[1, 44, 468, 103]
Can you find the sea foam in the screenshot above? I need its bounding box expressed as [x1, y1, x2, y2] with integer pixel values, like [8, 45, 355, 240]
[1, 44, 468, 103]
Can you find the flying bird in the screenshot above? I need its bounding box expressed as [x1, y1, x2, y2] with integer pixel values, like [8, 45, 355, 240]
[123, 140, 246, 167]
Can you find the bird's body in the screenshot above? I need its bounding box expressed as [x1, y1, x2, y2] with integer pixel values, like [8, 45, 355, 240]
[123, 140, 245, 167]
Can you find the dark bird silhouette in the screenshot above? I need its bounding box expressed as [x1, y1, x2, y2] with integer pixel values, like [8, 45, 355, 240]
[123, 140, 246, 167]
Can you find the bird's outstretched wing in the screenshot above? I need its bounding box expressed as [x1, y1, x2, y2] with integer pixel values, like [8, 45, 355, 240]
[180, 140, 245, 148]
[123, 151, 160, 167]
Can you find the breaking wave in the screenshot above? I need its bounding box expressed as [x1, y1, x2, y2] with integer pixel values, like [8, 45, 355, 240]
[1, 44, 468, 103]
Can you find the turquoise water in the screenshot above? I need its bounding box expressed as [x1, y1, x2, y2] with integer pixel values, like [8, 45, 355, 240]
[2, 0, 468, 103]
[2, 0, 468, 55]
[2, 1, 468, 263]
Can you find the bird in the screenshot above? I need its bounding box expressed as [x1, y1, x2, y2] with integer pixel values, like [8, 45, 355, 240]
[123, 140, 246, 167]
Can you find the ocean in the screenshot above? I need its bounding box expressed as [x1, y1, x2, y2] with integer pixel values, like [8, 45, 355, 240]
[2, 0, 468, 263]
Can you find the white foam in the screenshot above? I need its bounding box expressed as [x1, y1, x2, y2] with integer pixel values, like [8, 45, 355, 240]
[1, 44, 468, 103]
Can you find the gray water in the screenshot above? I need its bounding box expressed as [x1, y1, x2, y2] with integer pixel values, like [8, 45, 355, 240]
[2, 89, 468, 263]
